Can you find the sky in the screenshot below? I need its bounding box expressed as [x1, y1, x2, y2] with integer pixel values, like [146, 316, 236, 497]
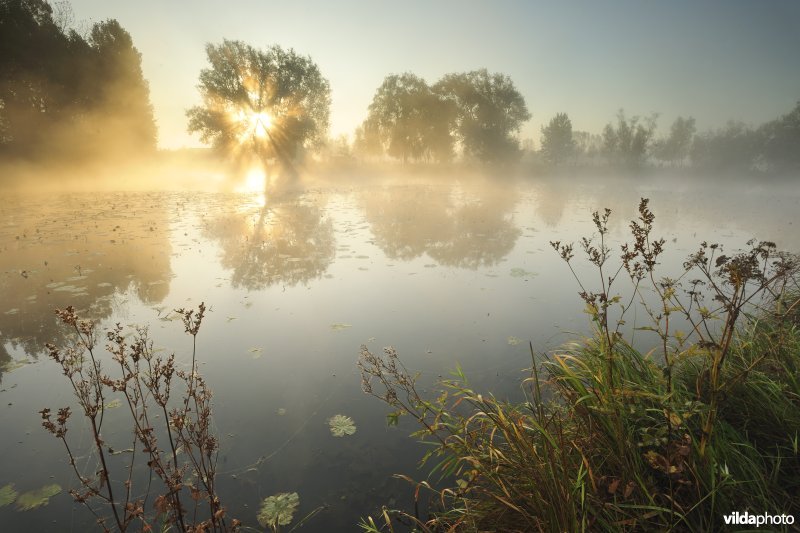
[66, 0, 800, 150]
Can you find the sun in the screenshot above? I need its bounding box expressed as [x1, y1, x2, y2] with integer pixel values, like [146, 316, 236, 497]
[234, 109, 273, 142]
[250, 111, 272, 138]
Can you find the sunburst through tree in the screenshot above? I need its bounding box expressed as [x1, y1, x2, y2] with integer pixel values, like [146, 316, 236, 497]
[187, 40, 331, 191]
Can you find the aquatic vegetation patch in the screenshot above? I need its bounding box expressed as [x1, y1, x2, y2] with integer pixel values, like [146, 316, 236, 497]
[257, 492, 299, 529]
[1, 359, 30, 373]
[328, 414, 356, 437]
[509, 267, 537, 278]
[0, 483, 18, 507]
[15, 484, 61, 511]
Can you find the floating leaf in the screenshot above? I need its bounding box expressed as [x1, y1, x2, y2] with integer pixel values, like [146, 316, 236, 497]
[1, 359, 30, 373]
[328, 414, 356, 437]
[105, 399, 122, 409]
[510, 267, 537, 278]
[329, 323, 352, 332]
[257, 492, 299, 528]
[16, 484, 61, 511]
[0, 484, 17, 507]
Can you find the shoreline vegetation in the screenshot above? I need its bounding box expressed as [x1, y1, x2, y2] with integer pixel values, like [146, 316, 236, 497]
[358, 200, 800, 532]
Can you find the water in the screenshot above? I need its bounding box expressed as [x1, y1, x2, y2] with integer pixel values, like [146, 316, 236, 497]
[1, 174, 798, 530]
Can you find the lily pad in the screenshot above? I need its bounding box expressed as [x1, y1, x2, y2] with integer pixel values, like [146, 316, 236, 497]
[0, 484, 17, 507]
[16, 484, 61, 511]
[328, 414, 356, 437]
[257, 492, 299, 528]
[1, 359, 30, 373]
[105, 399, 122, 409]
[510, 267, 537, 278]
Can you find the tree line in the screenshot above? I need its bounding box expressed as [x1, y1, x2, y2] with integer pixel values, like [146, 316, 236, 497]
[2, 0, 798, 177]
[535, 105, 800, 174]
[0, 0, 156, 163]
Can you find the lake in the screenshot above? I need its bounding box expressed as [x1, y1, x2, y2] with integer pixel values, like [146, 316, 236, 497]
[1, 173, 798, 531]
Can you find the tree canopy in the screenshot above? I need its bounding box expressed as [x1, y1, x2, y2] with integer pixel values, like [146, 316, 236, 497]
[358, 73, 453, 163]
[0, 0, 155, 161]
[186, 40, 331, 171]
[601, 110, 657, 167]
[434, 69, 530, 163]
[540, 113, 576, 166]
[652, 116, 695, 166]
[357, 69, 530, 164]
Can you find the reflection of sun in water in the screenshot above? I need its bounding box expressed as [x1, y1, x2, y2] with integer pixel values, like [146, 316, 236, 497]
[235, 167, 267, 207]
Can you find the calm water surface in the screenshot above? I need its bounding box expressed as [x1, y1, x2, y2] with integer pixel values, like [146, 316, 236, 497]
[1, 175, 798, 530]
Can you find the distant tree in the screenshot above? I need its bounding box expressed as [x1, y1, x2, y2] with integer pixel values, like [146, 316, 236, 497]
[434, 69, 530, 163]
[691, 121, 760, 172]
[758, 100, 800, 173]
[187, 40, 331, 178]
[573, 131, 603, 162]
[540, 112, 575, 166]
[359, 73, 454, 163]
[651, 116, 695, 167]
[602, 109, 657, 167]
[353, 122, 383, 159]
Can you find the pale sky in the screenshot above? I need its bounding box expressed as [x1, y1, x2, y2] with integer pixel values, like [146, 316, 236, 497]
[67, 0, 800, 149]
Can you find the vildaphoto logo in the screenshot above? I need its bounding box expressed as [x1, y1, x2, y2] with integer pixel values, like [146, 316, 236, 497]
[723, 511, 795, 527]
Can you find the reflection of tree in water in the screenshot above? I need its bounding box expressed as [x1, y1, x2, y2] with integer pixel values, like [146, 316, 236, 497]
[362, 181, 520, 269]
[531, 180, 568, 228]
[203, 198, 335, 290]
[0, 193, 172, 381]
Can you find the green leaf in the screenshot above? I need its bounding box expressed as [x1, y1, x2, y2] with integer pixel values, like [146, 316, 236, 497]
[386, 411, 402, 427]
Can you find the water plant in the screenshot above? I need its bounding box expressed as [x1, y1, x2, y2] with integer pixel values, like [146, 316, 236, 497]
[328, 414, 357, 437]
[40, 303, 240, 532]
[257, 492, 300, 532]
[358, 199, 800, 531]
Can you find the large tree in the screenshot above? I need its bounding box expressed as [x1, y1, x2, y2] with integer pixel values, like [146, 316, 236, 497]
[0, 0, 156, 161]
[434, 69, 530, 163]
[187, 40, 331, 177]
[359, 73, 454, 163]
[87, 19, 157, 154]
[540, 112, 575, 166]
